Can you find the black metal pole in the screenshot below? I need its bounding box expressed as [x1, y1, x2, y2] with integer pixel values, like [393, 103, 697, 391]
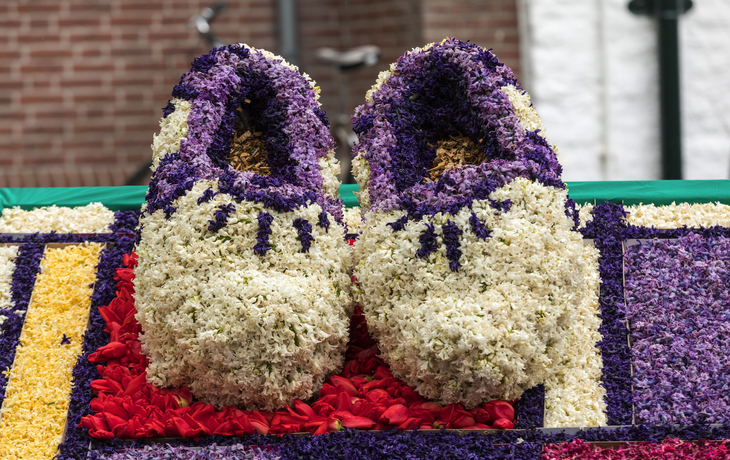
[657, 0, 683, 179]
[628, 0, 691, 179]
[277, 0, 298, 66]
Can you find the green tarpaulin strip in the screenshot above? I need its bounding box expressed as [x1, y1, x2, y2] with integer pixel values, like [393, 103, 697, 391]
[1, 180, 729, 212]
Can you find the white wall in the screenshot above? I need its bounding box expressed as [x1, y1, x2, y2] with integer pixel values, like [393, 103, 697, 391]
[519, 0, 730, 181]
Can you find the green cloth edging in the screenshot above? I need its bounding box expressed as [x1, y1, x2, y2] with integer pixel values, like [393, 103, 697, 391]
[1, 180, 729, 212]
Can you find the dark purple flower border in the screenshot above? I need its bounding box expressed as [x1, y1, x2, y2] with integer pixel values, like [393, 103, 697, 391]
[514, 384, 545, 429]
[581, 202, 634, 426]
[0, 241, 44, 408]
[91, 423, 730, 460]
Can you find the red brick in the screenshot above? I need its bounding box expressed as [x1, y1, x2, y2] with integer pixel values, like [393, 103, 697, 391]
[0, 19, 22, 28]
[74, 93, 116, 103]
[80, 48, 104, 57]
[34, 109, 77, 119]
[61, 139, 106, 149]
[0, 79, 23, 90]
[59, 77, 104, 88]
[57, 17, 102, 28]
[16, 32, 62, 43]
[28, 48, 74, 59]
[19, 63, 65, 74]
[119, 2, 163, 11]
[67, 2, 112, 13]
[110, 47, 150, 57]
[148, 30, 190, 41]
[17, 3, 61, 13]
[73, 62, 115, 72]
[109, 16, 155, 27]
[69, 32, 114, 42]
[19, 94, 64, 104]
[72, 123, 116, 134]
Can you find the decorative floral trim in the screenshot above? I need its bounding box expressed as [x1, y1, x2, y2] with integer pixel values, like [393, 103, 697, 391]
[0, 203, 115, 234]
[415, 223, 438, 259]
[581, 202, 633, 426]
[110, 210, 141, 235]
[354, 178, 588, 408]
[152, 98, 191, 171]
[468, 212, 491, 240]
[0, 246, 18, 311]
[100, 443, 281, 460]
[277, 430, 541, 460]
[208, 204, 236, 232]
[578, 202, 730, 230]
[0, 243, 102, 459]
[254, 212, 274, 256]
[0, 242, 44, 408]
[624, 234, 730, 425]
[441, 220, 463, 272]
[544, 244, 607, 428]
[317, 212, 330, 233]
[514, 384, 545, 429]
[145, 44, 342, 222]
[576, 203, 594, 229]
[386, 215, 409, 233]
[292, 217, 314, 252]
[626, 202, 730, 228]
[544, 438, 730, 460]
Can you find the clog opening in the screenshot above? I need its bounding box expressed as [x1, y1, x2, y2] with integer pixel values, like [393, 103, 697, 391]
[386, 53, 504, 193]
[227, 104, 271, 176]
[426, 134, 484, 181]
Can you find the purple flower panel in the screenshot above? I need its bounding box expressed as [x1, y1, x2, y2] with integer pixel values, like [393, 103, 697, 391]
[624, 233, 730, 425]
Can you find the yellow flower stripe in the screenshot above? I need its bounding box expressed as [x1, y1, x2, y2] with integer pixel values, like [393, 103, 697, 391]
[0, 243, 102, 460]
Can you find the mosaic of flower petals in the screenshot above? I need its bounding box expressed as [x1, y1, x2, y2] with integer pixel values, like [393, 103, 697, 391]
[624, 233, 730, 425]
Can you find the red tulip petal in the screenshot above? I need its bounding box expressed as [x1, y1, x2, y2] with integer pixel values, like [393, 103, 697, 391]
[331, 376, 358, 396]
[335, 391, 352, 411]
[341, 416, 375, 429]
[380, 404, 409, 426]
[396, 417, 421, 430]
[293, 400, 318, 419]
[492, 418, 514, 430]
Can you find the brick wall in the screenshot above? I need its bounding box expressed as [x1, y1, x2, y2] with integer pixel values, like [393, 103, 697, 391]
[0, 0, 275, 187]
[422, 0, 521, 78]
[0, 0, 519, 188]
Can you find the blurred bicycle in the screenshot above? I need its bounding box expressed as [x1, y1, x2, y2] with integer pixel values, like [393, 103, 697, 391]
[316, 45, 381, 184]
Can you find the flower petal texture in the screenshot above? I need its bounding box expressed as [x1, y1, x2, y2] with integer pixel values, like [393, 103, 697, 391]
[624, 233, 730, 425]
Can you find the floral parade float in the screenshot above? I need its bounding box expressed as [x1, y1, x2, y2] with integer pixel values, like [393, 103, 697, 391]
[0, 40, 728, 459]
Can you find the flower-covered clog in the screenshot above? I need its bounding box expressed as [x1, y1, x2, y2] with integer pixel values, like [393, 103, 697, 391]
[134, 45, 353, 410]
[351, 38, 588, 408]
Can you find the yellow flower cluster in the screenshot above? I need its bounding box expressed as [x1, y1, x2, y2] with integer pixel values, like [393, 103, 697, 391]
[0, 243, 102, 460]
